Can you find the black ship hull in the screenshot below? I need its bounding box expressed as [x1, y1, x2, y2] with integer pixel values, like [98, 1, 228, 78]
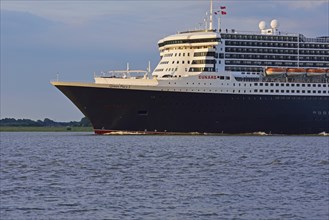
[54, 84, 329, 135]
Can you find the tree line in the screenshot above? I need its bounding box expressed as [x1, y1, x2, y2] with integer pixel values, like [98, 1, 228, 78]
[0, 117, 92, 127]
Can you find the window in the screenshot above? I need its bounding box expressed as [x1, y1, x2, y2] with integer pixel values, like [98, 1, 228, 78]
[194, 52, 216, 57]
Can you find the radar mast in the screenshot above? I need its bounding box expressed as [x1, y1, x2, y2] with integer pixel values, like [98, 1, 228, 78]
[209, 0, 213, 30]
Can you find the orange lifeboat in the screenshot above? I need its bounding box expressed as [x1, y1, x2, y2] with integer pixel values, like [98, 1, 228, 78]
[286, 68, 306, 76]
[326, 69, 329, 78]
[265, 67, 286, 76]
[306, 68, 326, 77]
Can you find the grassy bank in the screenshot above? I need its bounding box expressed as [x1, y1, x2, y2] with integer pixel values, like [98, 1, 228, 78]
[0, 126, 93, 132]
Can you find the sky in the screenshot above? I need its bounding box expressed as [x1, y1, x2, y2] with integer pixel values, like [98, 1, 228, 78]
[1, 0, 329, 122]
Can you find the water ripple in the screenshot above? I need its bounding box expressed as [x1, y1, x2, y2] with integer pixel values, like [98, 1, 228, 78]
[0, 133, 328, 219]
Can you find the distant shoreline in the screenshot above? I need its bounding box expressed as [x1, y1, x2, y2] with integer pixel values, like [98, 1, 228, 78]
[0, 126, 93, 132]
[0, 117, 92, 132]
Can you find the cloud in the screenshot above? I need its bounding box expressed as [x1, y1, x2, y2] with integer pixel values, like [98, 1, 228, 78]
[0, 1, 205, 25]
[283, 0, 328, 9]
[1, 10, 57, 35]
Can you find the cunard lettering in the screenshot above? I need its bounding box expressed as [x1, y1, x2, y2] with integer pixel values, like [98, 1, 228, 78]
[198, 75, 217, 79]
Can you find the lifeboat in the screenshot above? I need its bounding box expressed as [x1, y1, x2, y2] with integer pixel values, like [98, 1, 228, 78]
[326, 69, 329, 78]
[286, 68, 306, 76]
[306, 68, 326, 77]
[265, 67, 286, 76]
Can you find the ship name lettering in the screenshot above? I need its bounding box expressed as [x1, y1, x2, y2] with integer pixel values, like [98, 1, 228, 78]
[111, 85, 131, 89]
[198, 75, 217, 80]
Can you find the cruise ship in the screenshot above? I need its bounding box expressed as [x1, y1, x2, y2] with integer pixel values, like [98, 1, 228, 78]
[52, 0, 329, 135]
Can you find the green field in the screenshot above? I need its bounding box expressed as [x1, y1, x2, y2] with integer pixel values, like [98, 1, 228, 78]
[0, 126, 94, 132]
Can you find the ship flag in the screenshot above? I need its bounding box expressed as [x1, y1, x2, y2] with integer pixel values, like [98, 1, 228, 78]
[220, 6, 227, 15]
[215, 5, 227, 31]
[214, 6, 227, 15]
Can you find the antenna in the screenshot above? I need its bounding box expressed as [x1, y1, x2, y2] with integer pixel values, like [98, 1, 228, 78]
[147, 61, 151, 73]
[124, 62, 130, 78]
[215, 2, 227, 32]
[209, 0, 213, 30]
[144, 61, 151, 79]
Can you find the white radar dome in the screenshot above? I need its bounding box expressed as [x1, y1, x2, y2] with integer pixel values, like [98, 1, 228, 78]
[271, 19, 279, 29]
[259, 21, 266, 30]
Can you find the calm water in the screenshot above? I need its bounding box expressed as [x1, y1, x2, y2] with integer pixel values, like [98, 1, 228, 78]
[0, 132, 328, 219]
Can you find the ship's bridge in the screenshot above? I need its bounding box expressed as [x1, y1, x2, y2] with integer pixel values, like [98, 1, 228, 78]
[154, 30, 222, 78]
[158, 30, 220, 50]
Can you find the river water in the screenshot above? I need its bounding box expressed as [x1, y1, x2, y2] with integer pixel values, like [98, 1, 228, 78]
[1, 132, 328, 219]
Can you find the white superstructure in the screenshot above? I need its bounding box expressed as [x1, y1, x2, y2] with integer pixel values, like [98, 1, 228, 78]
[94, 0, 329, 97]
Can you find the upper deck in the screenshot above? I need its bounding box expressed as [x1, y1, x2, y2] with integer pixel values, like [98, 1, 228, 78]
[158, 29, 329, 48]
